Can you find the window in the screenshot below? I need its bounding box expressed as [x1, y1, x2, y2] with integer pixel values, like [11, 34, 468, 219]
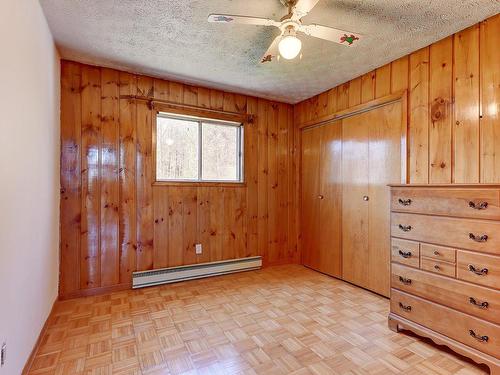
[156, 113, 243, 182]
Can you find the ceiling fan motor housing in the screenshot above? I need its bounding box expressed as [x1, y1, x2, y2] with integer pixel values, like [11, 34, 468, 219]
[281, 20, 301, 34]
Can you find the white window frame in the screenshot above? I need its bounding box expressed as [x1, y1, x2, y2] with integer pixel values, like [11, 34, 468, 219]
[155, 112, 244, 183]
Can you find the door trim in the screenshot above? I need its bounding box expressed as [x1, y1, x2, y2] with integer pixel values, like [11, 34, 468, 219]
[298, 90, 407, 128]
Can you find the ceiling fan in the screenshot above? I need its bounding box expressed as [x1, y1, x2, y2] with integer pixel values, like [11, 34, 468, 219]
[208, 0, 362, 63]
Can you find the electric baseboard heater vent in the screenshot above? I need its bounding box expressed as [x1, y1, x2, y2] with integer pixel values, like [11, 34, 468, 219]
[132, 256, 262, 289]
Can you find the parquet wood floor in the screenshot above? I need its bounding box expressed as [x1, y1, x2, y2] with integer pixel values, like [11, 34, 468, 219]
[28, 265, 488, 375]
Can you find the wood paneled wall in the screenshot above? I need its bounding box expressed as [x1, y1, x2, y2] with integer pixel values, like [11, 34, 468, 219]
[60, 61, 297, 298]
[60, 15, 497, 298]
[294, 15, 499, 184]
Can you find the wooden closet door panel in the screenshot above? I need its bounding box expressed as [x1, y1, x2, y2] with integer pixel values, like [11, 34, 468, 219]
[342, 114, 370, 287]
[301, 127, 322, 269]
[318, 121, 342, 277]
[368, 102, 403, 296]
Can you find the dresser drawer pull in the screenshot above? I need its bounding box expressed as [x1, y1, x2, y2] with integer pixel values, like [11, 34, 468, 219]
[398, 302, 412, 312]
[398, 198, 412, 206]
[468, 264, 488, 276]
[398, 276, 412, 285]
[469, 297, 489, 309]
[398, 250, 412, 258]
[398, 224, 412, 232]
[469, 330, 489, 342]
[434, 265, 441, 271]
[469, 233, 488, 242]
[433, 250, 440, 256]
[469, 201, 488, 210]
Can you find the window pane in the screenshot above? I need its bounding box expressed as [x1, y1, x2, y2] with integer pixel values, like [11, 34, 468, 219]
[202, 123, 240, 181]
[156, 116, 199, 180]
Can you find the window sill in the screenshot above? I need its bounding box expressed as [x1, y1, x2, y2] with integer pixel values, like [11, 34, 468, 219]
[153, 181, 246, 188]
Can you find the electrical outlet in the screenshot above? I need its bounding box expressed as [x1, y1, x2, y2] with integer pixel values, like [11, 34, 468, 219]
[1, 342, 6, 367]
[195, 243, 202, 254]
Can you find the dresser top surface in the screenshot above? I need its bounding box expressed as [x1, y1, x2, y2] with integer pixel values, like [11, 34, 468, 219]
[389, 184, 500, 188]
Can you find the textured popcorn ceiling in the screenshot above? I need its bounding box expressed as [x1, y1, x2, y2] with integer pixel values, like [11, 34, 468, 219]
[40, 0, 499, 103]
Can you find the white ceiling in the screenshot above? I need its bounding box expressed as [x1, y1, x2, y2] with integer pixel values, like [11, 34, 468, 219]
[40, 0, 499, 104]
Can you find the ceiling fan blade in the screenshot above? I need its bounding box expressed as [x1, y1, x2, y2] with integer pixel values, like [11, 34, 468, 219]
[293, 0, 321, 18]
[261, 35, 282, 64]
[208, 14, 280, 27]
[299, 24, 362, 46]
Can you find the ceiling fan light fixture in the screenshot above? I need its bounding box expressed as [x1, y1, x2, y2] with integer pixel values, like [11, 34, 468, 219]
[278, 34, 302, 60]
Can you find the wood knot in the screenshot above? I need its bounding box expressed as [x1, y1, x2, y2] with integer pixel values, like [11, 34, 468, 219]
[431, 97, 448, 122]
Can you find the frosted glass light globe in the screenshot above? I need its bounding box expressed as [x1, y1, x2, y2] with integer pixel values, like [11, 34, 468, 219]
[278, 35, 302, 60]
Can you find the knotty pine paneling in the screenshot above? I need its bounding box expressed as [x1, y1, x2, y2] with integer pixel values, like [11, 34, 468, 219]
[80, 65, 101, 289]
[60, 61, 297, 298]
[118, 72, 137, 284]
[408, 47, 430, 183]
[454, 24, 480, 183]
[60, 62, 82, 296]
[100, 68, 120, 287]
[294, 14, 500, 185]
[429, 37, 453, 184]
[480, 15, 500, 183]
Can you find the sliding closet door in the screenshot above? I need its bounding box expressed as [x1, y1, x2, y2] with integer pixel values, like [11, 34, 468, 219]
[367, 102, 403, 295]
[318, 121, 342, 277]
[342, 112, 370, 287]
[301, 126, 322, 270]
[342, 102, 403, 296]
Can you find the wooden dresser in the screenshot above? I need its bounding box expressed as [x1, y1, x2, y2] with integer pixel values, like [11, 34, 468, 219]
[388, 185, 500, 374]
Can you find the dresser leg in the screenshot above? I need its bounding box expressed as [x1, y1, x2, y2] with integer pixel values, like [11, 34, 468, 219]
[388, 316, 399, 333]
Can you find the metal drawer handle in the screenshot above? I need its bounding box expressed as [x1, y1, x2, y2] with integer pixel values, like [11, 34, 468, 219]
[398, 198, 412, 206]
[398, 224, 412, 232]
[433, 250, 440, 256]
[469, 329, 488, 342]
[398, 250, 412, 258]
[469, 297, 489, 309]
[469, 201, 488, 210]
[398, 302, 412, 312]
[468, 264, 488, 276]
[469, 233, 488, 242]
[398, 276, 412, 285]
[434, 265, 441, 271]
[318, 195, 324, 200]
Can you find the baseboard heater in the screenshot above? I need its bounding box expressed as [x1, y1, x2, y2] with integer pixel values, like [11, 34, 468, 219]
[132, 256, 262, 289]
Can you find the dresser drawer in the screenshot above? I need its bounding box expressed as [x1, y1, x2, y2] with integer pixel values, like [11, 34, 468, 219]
[391, 289, 500, 357]
[420, 243, 456, 263]
[391, 238, 419, 267]
[457, 251, 500, 290]
[391, 263, 500, 324]
[420, 257, 456, 277]
[391, 188, 500, 220]
[391, 212, 500, 255]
